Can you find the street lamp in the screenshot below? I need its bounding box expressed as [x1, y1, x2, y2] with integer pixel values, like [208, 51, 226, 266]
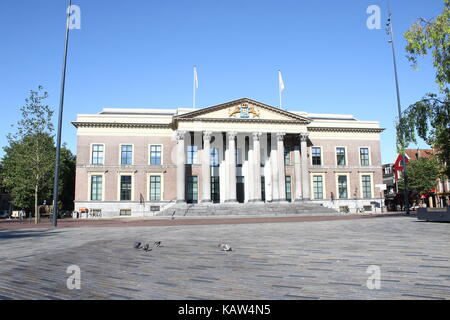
[52, 0, 72, 227]
[386, 12, 410, 214]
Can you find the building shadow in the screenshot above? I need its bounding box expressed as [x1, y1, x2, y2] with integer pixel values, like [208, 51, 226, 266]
[0, 229, 60, 240]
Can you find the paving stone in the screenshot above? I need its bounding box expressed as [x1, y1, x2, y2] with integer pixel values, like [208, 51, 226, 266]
[0, 216, 449, 299]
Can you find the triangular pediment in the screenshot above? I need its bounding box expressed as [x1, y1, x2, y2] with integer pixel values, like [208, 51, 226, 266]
[175, 98, 311, 124]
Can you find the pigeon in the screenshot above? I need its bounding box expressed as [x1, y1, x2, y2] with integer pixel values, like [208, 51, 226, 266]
[143, 244, 152, 252]
[218, 243, 232, 252]
[134, 242, 142, 249]
[154, 241, 162, 247]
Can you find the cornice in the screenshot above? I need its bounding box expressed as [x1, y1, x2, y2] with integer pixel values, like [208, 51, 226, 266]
[72, 122, 172, 129]
[307, 127, 385, 133]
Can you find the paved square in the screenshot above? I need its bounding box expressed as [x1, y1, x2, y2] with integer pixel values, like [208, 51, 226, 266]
[0, 216, 449, 299]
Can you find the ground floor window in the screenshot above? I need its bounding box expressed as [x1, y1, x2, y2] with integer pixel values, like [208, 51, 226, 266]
[120, 175, 132, 201]
[285, 176, 292, 202]
[120, 209, 131, 216]
[150, 175, 161, 201]
[338, 175, 348, 199]
[187, 176, 198, 203]
[313, 175, 323, 199]
[362, 175, 372, 199]
[91, 175, 102, 201]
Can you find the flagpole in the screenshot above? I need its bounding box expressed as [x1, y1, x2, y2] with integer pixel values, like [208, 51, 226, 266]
[193, 65, 196, 109]
[52, 0, 72, 227]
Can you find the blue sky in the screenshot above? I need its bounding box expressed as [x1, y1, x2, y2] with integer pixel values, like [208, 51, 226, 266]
[0, 0, 444, 163]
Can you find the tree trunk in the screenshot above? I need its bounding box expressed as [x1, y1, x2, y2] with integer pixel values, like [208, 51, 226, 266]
[34, 184, 39, 224]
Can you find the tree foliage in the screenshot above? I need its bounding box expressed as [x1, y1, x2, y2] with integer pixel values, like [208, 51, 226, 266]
[398, 0, 450, 177]
[2, 86, 55, 223]
[398, 157, 443, 202]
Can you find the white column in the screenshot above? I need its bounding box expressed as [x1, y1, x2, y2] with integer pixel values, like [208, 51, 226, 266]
[176, 130, 186, 203]
[247, 135, 255, 202]
[293, 145, 302, 201]
[252, 132, 263, 202]
[201, 131, 212, 203]
[270, 133, 279, 201]
[226, 131, 238, 202]
[300, 132, 310, 200]
[277, 132, 287, 202]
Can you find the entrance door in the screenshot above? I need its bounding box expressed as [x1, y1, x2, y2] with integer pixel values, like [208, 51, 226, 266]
[187, 176, 198, 204]
[211, 176, 220, 203]
[236, 176, 245, 203]
[261, 176, 265, 202]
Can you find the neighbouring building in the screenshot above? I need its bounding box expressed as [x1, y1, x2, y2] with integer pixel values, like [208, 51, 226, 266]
[393, 149, 450, 208]
[382, 163, 396, 211]
[73, 98, 385, 217]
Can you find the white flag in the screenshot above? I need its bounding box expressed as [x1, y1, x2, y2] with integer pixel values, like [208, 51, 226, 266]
[194, 66, 198, 89]
[278, 70, 285, 92]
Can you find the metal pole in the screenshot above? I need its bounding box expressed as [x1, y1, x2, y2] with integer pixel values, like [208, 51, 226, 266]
[52, 0, 72, 227]
[387, 12, 410, 214]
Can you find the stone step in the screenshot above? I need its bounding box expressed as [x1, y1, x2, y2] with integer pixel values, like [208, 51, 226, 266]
[157, 202, 340, 217]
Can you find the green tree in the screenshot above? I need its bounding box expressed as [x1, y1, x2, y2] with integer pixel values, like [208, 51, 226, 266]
[58, 144, 76, 211]
[398, 0, 450, 177]
[2, 86, 55, 223]
[398, 157, 443, 203]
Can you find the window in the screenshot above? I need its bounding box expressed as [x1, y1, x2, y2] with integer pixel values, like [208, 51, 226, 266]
[284, 147, 292, 165]
[285, 176, 292, 201]
[313, 175, 324, 199]
[235, 148, 242, 165]
[150, 145, 162, 165]
[92, 144, 104, 165]
[338, 175, 348, 199]
[120, 175, 132, 201]
[312, 147, 321, 165]
[362, 175, 372, 199]
[336, 147, 346, 165]
[187, 146, 198, 164]
[360, 148, 370, 166]
[187, 176, 198, 203]
[120, 209, 131, 216]
[384, 166, 392, 175]
[150, 175, 161, 201]
[121, 145, 133, 165]
[211, 148, 219, 166]
[90, 175, 102, 201]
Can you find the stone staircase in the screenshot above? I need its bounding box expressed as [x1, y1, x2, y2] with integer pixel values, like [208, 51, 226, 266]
[157, 202, 340, 217]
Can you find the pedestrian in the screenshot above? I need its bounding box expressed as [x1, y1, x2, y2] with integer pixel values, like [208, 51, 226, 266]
[19, 210, 24, 222]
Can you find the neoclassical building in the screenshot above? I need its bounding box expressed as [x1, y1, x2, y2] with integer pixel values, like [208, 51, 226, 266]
[73, 98, 384, 217]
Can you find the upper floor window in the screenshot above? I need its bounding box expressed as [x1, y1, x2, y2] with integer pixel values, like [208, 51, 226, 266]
[360, 148, 370, 166]
[187, 145, 198, 164]
[384, 166, 392, 175]
[92, 144, 104, 165]
[210, 148, 219, 167]
[235, 148, 242, 165]
[336, 147, 346, 166]
[150, 145, 162, 165]
[312, 147, 322, 165]
[284, 146, 292, 165]
[121, 145, 133, 165]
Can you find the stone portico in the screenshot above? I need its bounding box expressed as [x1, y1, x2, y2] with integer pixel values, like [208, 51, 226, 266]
[73, 98, 384, 217]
